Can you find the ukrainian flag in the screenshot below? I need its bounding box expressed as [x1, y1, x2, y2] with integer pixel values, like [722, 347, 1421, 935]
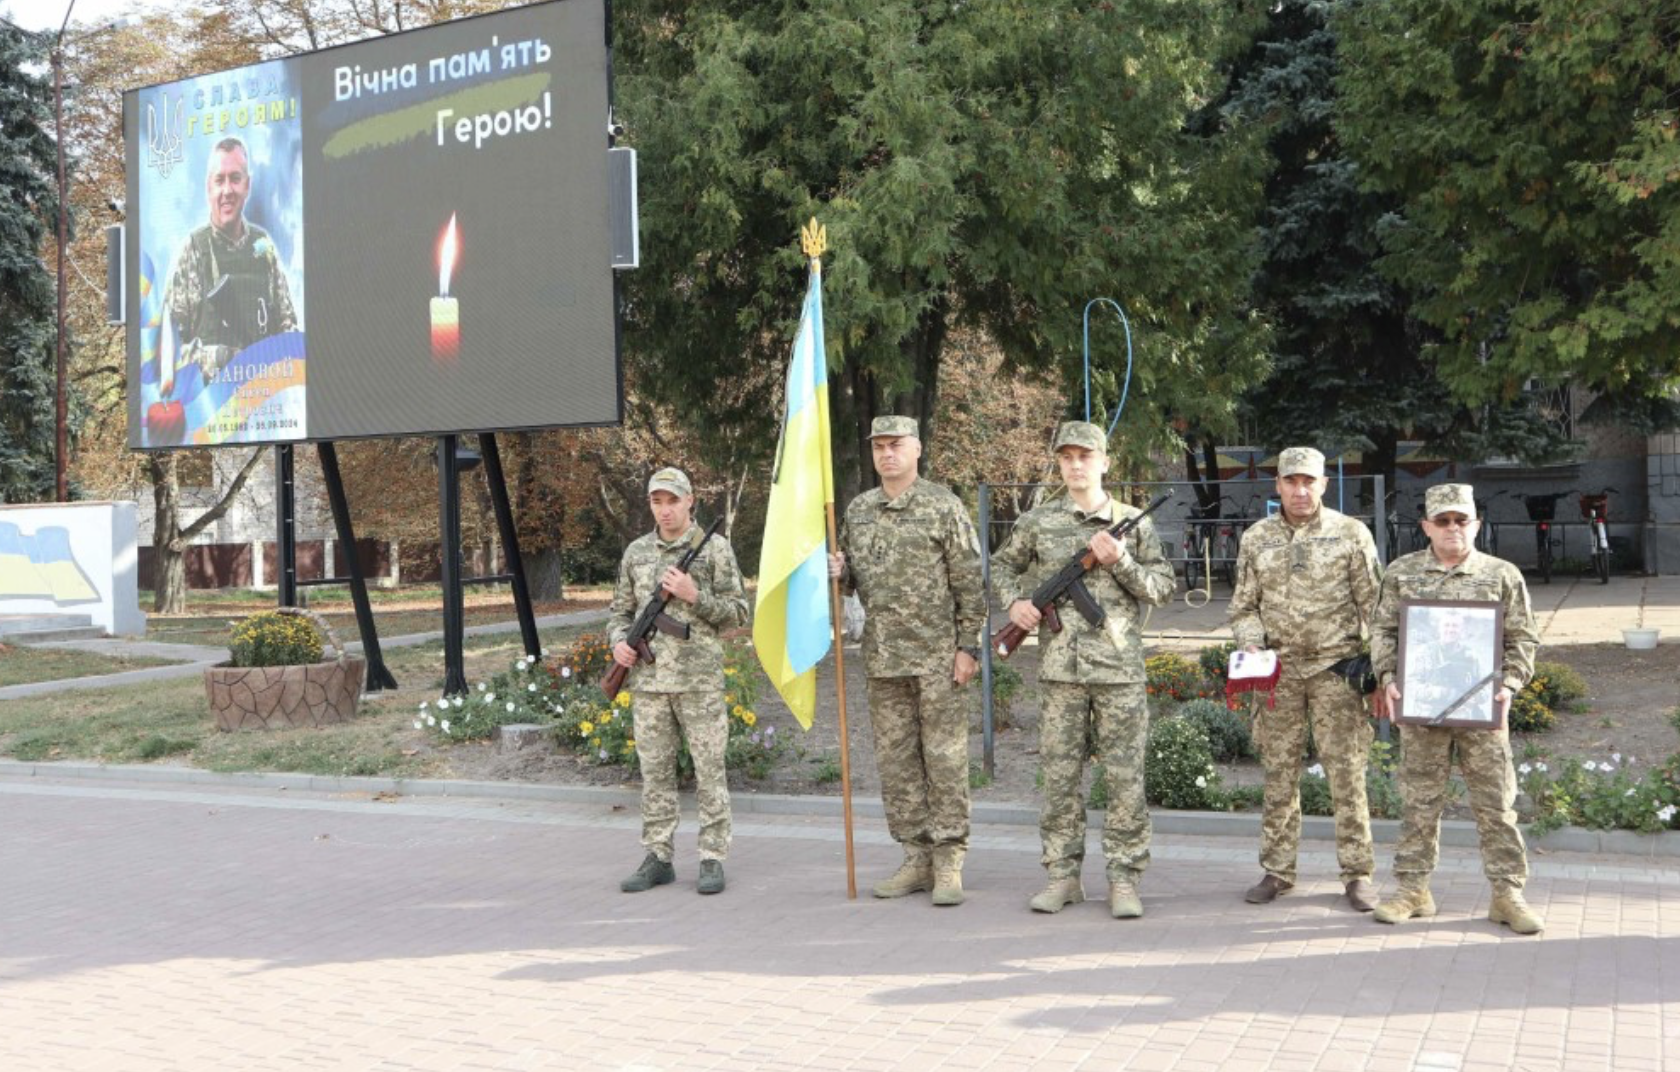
[753, 263, 834, 729]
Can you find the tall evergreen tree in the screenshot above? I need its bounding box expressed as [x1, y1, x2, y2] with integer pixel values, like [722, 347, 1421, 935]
[1224, 0, 1571, 489]
[0, 21, 61, 502]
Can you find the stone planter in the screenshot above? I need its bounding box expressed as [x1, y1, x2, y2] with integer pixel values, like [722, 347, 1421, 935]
[205, 607, 365, 731]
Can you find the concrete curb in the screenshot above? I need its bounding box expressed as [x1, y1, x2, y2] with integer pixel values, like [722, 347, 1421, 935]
[2, 758, 1675, 859]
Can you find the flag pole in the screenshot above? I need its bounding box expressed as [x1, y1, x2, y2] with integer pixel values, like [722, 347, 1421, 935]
[803, 218, 857, 900]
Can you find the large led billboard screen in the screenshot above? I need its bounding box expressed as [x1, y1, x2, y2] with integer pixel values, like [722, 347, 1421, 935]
[123, 0, 619, 450]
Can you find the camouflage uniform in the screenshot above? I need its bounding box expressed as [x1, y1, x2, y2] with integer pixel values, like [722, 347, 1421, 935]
[991, 470, 1176, 883]
[1228, 489, 1382, 886]
[166, 221, 299, 381]
[609, 515, 749, 863]
[1373, 526, 1539, 893]
[840, 471, 986, 860]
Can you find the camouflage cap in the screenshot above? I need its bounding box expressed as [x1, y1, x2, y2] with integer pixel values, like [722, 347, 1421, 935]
[1050, 420, 1108, 454]
[1424, 483, 1476, 519]
[870, 416, 919, 439]
[1278, 446, 1326, 478]
[647, 467, 693, 498]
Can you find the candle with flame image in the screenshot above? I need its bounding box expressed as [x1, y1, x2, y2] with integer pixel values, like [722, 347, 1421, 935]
[430, 213, 460, 365]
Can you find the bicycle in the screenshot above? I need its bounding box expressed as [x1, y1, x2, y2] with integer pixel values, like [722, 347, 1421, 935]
[1472, 490, 1509, 556]
[1579, 487, 1617, 585]
[1519, 491, 1573, 584]
[1181, 495, 1238, 593]
[1212, 495, 1262, 588]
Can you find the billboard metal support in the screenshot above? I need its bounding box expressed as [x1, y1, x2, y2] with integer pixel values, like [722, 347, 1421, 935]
[478, 433, 542, 661]
[317, 441, 398, 693]
[438, 434, 468, 696]
[275, 444, 298, 608]
[977, 481, 995, 779]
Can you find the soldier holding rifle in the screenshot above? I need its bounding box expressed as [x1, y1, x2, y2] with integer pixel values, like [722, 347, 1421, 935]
[609, 468, 749, 896]
[991, 421, 1175, 918]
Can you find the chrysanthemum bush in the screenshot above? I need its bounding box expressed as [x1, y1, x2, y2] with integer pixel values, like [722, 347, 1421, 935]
[229, 611, 323, 667]
[1508, 660, 1590, 734]
[1144, 714, 1222, 809]
[1145, 653, 1216, 703]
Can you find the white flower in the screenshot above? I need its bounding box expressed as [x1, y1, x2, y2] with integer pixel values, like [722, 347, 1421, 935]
[486, 693, 496, 704]
[1537, 762, 1548, 773]
[506, 702, 515, 713]
[528, 683, 538, 692]
[478, 682, 487, 692]
[540, 649, 548, 657]
[413, 720, 423, 730]
[1584, 760, 1597, 772]
[598, 748, 609, 759]
[1659, 805, 1678, 823]
[1613, 753, 1623, 764]
[426, 714, 436, 726]
[1306, 763, 1325, 778]
[1195, 776, 1207, 788]
[1518, 763, 1532, 775]
[441, 719, 451, 733]
[419, 701, 429, 711]
[1626, 788, 1638, 798]
[561, 667, 572, 679]
[1599, 762, 1616, 773]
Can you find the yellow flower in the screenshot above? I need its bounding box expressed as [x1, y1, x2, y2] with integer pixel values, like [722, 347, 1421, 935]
[732, 705, 746, 718]
[626, 738, 636, 749]
[600, 711, 612, 723]
[579, 721, 594, 735]
[725, 694, 735, 705]
[614, 691, 632, 708]
[742, 711, 757, 727]
[591, 737, 601, 747]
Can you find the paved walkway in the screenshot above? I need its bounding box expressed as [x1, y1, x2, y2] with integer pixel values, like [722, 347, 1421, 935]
[1, 772, 1674, 1072]
[1140, 573, 1680, 648]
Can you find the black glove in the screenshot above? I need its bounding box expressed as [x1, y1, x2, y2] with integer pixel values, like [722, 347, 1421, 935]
[1328, 654, 1377, 695]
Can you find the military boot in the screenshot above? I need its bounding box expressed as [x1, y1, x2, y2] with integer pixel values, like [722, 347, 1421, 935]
[931, 846, 965, 907]
[620, 853, 675, 893]
[872, 849, 934, 899]
[1372, 884, 1436, 924]
[1489, 889, 1543, 935]
[1029, 877, 1086, 914]
[697, 859, 726, 895]
[1108, 875, 1143, 919]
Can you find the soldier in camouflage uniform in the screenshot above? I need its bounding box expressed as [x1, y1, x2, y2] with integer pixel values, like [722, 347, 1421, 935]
[610, 467, 749, 896]
[163, 137, 298, 391]
[1372, 483, 1543, 934]
[829, 416, 986, 906]
[1228, 446, 1383, 911]
[990, 421, 1175, 919]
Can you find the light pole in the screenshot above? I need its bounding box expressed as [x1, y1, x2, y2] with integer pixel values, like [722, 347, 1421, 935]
[51, 0, 77, 502]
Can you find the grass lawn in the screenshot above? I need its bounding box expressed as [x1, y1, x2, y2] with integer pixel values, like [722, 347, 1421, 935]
[0, 623, 597, 776]
[0, 647, 179, 688]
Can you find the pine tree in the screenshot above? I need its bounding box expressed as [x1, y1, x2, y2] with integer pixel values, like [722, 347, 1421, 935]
[0, 21, 61, 503]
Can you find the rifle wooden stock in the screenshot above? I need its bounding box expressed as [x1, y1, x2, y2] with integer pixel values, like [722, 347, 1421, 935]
[598, 638, 654, 698]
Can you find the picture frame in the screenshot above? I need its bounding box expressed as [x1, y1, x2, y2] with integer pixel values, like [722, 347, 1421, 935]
[1394, 598, 1505, 729]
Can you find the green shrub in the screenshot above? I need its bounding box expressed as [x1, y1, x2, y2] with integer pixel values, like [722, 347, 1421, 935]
[1145, 715, 1222, 809]
[1295, 742, 1405, 819]
[1520, 755, 1680, 835]
[1530, 661, 1587, 710]
[1146, 653, 1215, 703]
[1508, 680, 1557, 733]
[988, 660, 1024, 726]
[229, 610, 323, 667]
[1176, 697, 1253, 761]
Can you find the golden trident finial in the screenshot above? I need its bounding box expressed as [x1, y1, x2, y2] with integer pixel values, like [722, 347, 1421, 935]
[801, 217, 828, 261]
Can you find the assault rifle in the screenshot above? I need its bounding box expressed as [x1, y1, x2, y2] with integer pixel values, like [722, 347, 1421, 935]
[991, 492, 1174, 659]
[600, 517, 725, 698]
